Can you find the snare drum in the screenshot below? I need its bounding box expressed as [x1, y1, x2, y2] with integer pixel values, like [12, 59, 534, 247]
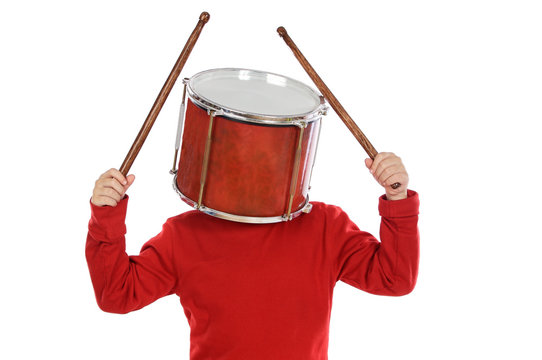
[173, 68, 327, 223]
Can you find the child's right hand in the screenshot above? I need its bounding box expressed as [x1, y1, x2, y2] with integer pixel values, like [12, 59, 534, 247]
[91, 168, 135, 207]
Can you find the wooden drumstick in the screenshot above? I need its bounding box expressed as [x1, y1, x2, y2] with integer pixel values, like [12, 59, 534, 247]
[277, 26, 401, 190]
[119, 11, 210, 176]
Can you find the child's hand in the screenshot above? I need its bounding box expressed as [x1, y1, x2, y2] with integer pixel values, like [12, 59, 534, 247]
[365, 152, 409, 201]
[91, 169, 136, 207]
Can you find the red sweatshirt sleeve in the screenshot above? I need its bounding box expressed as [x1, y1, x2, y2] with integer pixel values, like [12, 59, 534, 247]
[85, 196, 178, 314]
[331, 190, 420, 296]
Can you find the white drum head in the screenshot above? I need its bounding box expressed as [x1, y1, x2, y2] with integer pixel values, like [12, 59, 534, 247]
[187, 68, 325, 124]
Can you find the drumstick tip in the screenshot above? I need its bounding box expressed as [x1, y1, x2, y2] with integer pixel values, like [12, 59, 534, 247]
[200, 11, 210, 23]
[277, 26, 287, 37]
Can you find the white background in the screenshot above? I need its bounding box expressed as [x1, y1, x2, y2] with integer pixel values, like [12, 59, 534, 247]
[1, 0, 541, 359]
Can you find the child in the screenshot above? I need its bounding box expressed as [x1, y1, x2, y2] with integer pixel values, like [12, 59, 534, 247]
[86, 152, 419, 359]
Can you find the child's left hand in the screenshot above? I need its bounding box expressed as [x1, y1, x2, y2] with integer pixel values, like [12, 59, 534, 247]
[365, 152, 409, 200]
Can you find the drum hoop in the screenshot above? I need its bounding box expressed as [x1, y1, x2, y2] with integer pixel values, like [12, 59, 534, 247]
[172, 173, 312, 223]
[186, 68, 326, 126]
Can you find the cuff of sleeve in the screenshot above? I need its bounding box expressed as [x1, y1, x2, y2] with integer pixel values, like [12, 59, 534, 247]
[88, 195, 129, 240]
[378, 190, 419, 218]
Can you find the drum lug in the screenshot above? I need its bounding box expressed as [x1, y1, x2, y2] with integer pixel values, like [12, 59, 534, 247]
[207, 109, 224, 117]
[281, 201, 312, 221]
[319, 95, 329, 116]
[302, 203, 313, 214]
[292, 120, 307, 128]
[321, 105, 329, 116]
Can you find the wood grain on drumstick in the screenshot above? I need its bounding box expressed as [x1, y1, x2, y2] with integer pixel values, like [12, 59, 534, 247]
[119, 11, 210, 176]
[277, 26, 401, 190]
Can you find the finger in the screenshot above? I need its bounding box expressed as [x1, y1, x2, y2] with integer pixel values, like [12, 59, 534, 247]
[100, 187, 123, 202]
[382, 172, 408, 188]
[99, 168, 116, 179]
[373, 154, 402, 180]
[375, 161, 403, 184]
[376, 170, 392, 186]
[374, 157, 399, 183]
[100, 168, 128, 186]
[365, 158, 373, 170]
[124, 174, 136, 190]
[100, 178, 126, 197]
[370, 152, 392, 174]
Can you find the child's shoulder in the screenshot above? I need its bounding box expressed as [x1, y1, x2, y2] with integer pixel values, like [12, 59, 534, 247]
[158, 210, 209, 235]
[165, 209, 207, 226]
[310, 201, 346, 216]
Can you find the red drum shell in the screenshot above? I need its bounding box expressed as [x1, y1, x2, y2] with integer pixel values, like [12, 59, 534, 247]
[176, 99, 319, 219]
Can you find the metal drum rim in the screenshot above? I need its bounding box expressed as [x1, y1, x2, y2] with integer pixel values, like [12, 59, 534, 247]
[186, 68, 326, 126]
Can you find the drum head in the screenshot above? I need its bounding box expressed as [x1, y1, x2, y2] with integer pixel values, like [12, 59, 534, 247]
[187, 68, 324, 124]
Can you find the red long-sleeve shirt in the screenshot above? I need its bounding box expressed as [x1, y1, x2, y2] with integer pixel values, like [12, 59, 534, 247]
[86, 190, 419, 359]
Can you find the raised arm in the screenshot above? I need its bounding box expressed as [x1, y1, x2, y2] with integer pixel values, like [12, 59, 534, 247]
[331, 153, 419, 296]
[86, 169, 177, 313]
